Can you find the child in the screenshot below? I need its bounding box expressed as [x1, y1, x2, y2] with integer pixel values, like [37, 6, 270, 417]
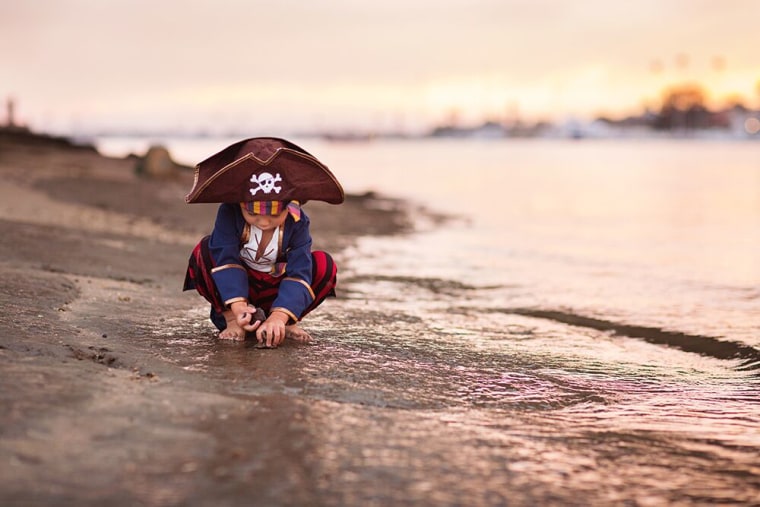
[182, 137, 344, 347]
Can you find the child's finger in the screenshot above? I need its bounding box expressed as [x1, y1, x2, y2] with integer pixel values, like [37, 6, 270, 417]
[275, 327, 287, 347]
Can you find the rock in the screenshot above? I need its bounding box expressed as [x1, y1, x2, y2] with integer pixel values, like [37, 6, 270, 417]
[134, 145, 182, 179]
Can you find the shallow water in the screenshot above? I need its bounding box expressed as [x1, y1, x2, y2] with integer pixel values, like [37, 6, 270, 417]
[102, 137, 760, 504]
[320, 139, 760, 346]
[154, 284, 759, 505]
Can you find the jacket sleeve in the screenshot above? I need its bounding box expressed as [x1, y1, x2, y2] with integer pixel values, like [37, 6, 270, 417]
[271, 213, 314, 322]
[207, 204, 249, 307]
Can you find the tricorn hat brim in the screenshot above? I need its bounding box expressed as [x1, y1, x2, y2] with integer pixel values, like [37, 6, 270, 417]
[185, 137, 344, 205]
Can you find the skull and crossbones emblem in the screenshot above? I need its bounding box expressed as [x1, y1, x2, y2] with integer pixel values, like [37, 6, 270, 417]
[249, 172, 282, 196]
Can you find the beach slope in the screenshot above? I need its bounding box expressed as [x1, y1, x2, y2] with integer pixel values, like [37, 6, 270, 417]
[0, 131, 410, 506]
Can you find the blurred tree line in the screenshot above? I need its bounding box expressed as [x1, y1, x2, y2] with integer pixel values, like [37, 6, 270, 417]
[651, 84, 747, 131]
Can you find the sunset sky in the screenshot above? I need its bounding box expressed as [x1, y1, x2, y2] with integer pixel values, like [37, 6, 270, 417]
[2, 0, 759, 134]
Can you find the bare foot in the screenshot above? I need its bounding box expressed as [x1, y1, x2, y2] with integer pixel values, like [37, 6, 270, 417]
[285, 324, 312, 343]
[219, 320, 246, 341]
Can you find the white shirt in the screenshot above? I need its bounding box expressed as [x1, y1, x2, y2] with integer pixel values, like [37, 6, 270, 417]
[240, 225, 280, 273]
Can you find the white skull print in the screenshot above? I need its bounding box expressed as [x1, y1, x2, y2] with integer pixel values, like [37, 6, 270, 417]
[249, 172, 283, 196]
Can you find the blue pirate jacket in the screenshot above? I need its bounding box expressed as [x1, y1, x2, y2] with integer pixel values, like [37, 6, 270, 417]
[208, 203, 314, 323]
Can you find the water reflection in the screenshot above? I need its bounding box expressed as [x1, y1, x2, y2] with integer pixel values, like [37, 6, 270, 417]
[157, 140, 760, 504]
[157, 273, 759, 504]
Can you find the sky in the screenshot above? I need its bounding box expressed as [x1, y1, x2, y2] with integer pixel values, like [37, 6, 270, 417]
[2, 0, 759, 135]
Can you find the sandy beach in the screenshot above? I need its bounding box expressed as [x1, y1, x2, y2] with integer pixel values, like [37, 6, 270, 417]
[3, 131, 759, 507]
[0, 131, 414, 506]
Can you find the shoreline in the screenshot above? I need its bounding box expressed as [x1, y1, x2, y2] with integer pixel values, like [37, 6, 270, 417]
[0, 133, 416, 505]
[3, 131, 760, 506]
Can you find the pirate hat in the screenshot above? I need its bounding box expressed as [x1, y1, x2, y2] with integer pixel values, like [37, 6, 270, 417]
[185, 137, 344, 205]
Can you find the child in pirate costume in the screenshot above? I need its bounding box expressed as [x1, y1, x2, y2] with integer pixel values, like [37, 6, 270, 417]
[183, 138, 344, 347]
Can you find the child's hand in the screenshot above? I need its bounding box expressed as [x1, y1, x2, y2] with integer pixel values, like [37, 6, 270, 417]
[235, 304, 262, 332]
[255, 311, 289, 348]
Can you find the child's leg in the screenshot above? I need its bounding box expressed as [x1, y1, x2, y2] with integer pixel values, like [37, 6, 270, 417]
[285, 251, 338, 341]
[185, 237, 239, 338]
[299, 250, 338, 317]
[186, 244, 338, 341]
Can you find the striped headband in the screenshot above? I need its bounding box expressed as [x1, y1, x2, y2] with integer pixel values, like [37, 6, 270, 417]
[244, 200, 301, 222]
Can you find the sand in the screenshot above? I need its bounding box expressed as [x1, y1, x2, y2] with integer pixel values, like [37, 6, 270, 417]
[0, 131, 414, 506]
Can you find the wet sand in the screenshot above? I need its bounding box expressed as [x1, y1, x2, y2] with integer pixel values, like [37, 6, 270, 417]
[0, 131, 414, 506]
[3, 132, 760, 506]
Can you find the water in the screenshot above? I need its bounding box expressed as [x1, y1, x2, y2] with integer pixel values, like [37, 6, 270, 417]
[99, 136, 760, 504]
[316, 139, 760, 344]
